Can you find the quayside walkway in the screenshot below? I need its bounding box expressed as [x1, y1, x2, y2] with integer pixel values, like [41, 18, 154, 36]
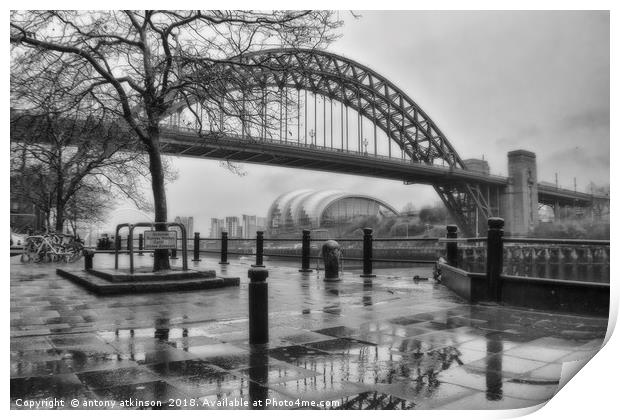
[11, 254, 607, 410]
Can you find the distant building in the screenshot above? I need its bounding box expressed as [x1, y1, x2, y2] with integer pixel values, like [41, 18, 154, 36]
[257, 216, 267, 232]
[10, 200, 44, 234]
[173, 216, 194, 238]
[225, 216, 242, 238]
[240, 215, 269, 238]
[210, 218, 224, 238]
[242, 215, 257, 239]
[267, 189, 398, 236]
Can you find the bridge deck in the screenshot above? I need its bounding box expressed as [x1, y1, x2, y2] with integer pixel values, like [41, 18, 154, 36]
[160, 129, 607, 206]
[160, 128, 509, 187]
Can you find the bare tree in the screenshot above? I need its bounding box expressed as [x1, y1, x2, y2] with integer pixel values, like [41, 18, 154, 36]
[10, 10, 341, 270]
[11, 59, 154, 233]
[65, 182, 114, 237]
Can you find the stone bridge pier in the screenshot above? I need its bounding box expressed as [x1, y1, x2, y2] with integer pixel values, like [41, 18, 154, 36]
[501, 150, 539, 236]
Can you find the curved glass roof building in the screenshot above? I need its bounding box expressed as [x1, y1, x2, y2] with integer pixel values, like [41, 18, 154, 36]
[267, 189, 398, 234]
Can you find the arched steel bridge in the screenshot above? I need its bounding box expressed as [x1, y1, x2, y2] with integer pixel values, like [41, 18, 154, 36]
[160, 48, 606, 235]
[10, 48, 608, 236]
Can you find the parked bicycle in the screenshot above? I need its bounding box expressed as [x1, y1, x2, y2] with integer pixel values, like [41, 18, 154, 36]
[20, 234, 84, 263]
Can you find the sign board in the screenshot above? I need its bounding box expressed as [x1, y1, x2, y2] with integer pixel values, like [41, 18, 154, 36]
[144, 231, 177, 249]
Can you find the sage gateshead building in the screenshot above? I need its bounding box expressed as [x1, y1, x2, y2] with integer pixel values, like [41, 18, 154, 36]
[266, 189, 399, 235]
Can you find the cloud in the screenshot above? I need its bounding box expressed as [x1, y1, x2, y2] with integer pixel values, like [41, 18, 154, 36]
[539, 147, 610, 186]
[495, 125, 542, 148]
[557, 108, 610, 132]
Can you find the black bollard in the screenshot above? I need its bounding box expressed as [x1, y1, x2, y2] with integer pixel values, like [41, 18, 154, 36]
[299, 229, 313, 273]
[248, 267, 269, 345]
[219, 231, 230, 265]
[360, 228, 376, 278]
[83, 249, 94, 270]
[252, 231, 265, 267]
[192, 232, 201, 262]
[446, 225, 458, 267]
[486, 218, 505, 302]
[138, 233, 144, 256]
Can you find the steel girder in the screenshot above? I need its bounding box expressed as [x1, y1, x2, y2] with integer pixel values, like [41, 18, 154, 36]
[177, 48, 494, 235]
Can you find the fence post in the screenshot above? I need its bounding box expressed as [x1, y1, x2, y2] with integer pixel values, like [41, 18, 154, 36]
[299, 229, 313, 273]
[192, 232, 201, 262]
[219, 231, 230, 265]
[115, 235, 121, 251]
[252, 231, 265, 267]
[446, 224, 458, 267]
[248, 267, 269, 345]
[83, 249, 94, 270]
[360, 228, 376, 278]
[486, 218, 504, 302]
[138, 233, 144, 256]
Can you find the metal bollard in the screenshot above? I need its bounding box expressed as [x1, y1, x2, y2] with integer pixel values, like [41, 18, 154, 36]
[252, 231, 265, 267]
[219, 231, 230, 265]
[360, 228, 376, 278]
[446, 225, 458, 267]
[138, 233, 144, 256]
[83, 249, 94, 270]
[299, 229, 313, 273]
[486, 218, 504, 302]
[248, 267, 269, 345]
[192, 232, 201, 262]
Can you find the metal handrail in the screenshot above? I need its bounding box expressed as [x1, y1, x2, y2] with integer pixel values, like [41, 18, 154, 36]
[196, 236, 443, 243]
[504, 238, 609, 246]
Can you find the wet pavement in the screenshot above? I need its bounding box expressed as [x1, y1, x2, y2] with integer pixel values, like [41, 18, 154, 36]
[10, 254, 608, 410]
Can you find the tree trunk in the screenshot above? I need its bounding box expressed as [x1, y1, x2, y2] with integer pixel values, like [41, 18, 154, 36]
[55, 202, 64, 233]
[147, 127, 170, 271]
[55, 149, 64, 233]
[45, 212, 51, 233]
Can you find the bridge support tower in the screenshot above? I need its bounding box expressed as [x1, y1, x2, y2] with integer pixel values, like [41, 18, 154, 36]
[502, 150, 538, 236]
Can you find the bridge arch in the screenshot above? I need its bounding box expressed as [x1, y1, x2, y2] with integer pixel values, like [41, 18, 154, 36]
[170, 48, 465, 169]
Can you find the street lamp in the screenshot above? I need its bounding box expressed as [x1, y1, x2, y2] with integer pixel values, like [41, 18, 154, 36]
[309, 129, 315, 147]
[363, 138, 368, 155]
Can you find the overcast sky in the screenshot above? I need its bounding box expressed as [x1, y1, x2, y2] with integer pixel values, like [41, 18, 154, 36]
[105, 11, 610, 234]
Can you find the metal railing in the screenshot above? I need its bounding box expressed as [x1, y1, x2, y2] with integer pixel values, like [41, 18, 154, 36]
[443, 223, 609, 284]
[100, 223, 609, 283]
